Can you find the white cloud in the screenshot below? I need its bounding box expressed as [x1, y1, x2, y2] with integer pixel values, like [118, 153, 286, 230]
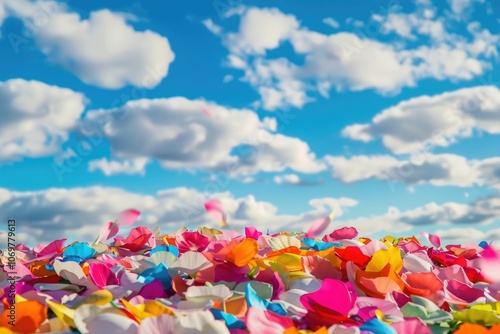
[322, 17, 339, 29]
[225, 7, 299, 55]
[274, 173, 301, 185]
[339, 196, 500, 235]
[0, 186, 357, 245]
[0, 79, 85, 162]
[88, 158, 149, 176]
[202, 18, 222, 35]
[82, 97, 325, 175]
[433, 227, 486, 241]
[447, 0, 485, 15]
[205, 6, 499, 110]
[325, 154, 481, 187]
[342, 86, 500, 154]
[325, 153, 500, 191]
[223, 74, 234, 83]
[0, 3, 6, 26]
[1, 185, 499, 245]
[1, 1, 174, 89]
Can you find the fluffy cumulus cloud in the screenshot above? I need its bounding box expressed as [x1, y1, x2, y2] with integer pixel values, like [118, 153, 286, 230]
[0, 0, 174, 89]
[273, 173, 324, 186]
[432, 227, 495, 242]
[205, 5, 499, 110]
[0, 79, 85, 162]
[82, 97, 325, 176]
[1, 186, 499, 245]
[447, 0, 485, 15]
[340, 195, 500, 235]
[342, 86, 500, 154]
[0, 186, 357, 245]
[88, 158, 149, 176]
[325, 153, 489, 187]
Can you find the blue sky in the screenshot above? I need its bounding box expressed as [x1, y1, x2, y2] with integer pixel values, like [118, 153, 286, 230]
[1, 0, 500, 246]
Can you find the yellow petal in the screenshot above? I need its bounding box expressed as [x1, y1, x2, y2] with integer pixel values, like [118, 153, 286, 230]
[47, 300, 76, 328]
[275, 253, 303, 272]
[143, 301, 175, 316]
[453, 309, 500, 327]
[75, 289, 113, 308]
[121, 299, 151, 321]
[366, 246, 403, 274]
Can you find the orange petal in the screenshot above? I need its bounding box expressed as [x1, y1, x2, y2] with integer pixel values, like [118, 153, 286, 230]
[404, 272, 443, 297]
[454, 323, 490, 334]
[266, 246, 301, 258]
[29, 260, 56, 278]
[226, 238, 259, 267]
[356, 263, 405, 298]
[222, 295, 247, 317]
[0, 300, 47, 333]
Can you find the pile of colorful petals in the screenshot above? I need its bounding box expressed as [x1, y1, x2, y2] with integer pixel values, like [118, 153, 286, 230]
[2, 209, 500, 333]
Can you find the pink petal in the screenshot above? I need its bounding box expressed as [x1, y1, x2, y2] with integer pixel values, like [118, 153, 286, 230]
[392, 317, 431, 334]
[89, 262, 119, 289]
[479, 246, 500, 282]
[114, 226, 153, 251]
[97, 222, 120, 243]
[245, 227, 262, 240]
[306, 208, 336, 239]
[36, 238, 67, 256]
[204, 199, 227, 224]
[138, 314, 175, 334]
[201, 105, 213, 117]
[329, 227, 358, 240]
[302, 256, 342, 280]
[305, 217, 330, 239]
[246, 307, 293, 334]
[300, 278, 356, 316]
[444, 279, 484, 303]
[117, 209, 141, 226]
[420, 232, 441, 248]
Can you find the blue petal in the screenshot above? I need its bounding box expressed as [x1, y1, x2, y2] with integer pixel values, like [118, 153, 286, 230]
[210, 309, 245, 329]
[302, 238, 339, 251]
[137, 263, 171, 289]
[167, 245, 179, 258]
[150, 245, 169, 255]
[244, 282, 287, 316]
[479, 241, 489, 249]
[359, 318, 397, 334]
[62, 242, 95, 262]
[150, 245, 179, 258]
[61, 255, 84, 264]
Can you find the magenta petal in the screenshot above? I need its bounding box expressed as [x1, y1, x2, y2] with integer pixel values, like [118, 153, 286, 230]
[330, 227, 358, 240]
[89, 262, 119, 288]
[421, 232, 441, 248]
[300, 278, 356, 316]
[138, 280, 169, 300]
[245, 227, 263, 240]
[445, 279, 484, 303]
[36, 238, 67, 256]
[176, 231, 210, 253]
